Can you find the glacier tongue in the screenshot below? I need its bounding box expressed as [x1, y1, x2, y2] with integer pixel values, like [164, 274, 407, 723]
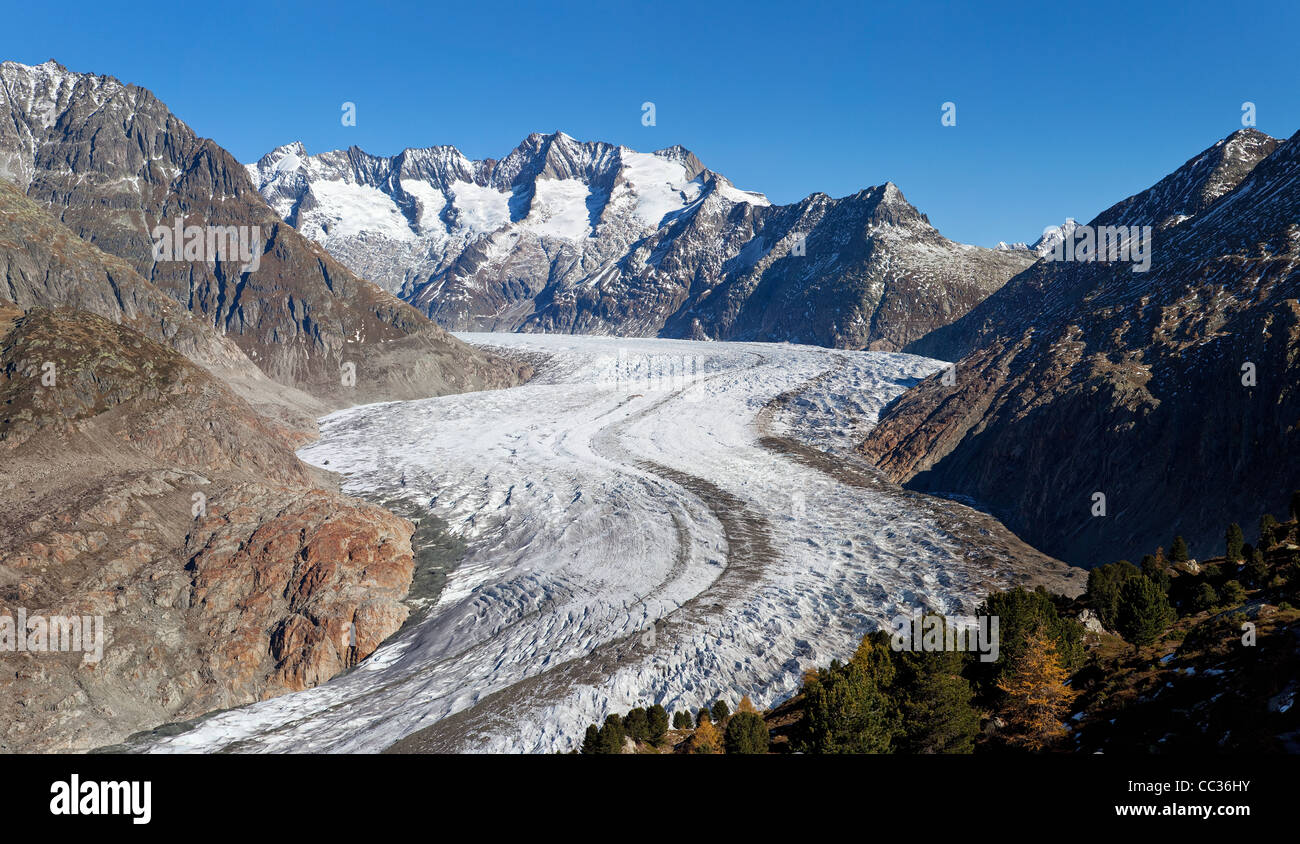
[133, 335, 1079, 754]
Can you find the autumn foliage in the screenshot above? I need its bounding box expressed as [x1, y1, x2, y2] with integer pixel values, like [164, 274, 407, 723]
[995, 625, 1078, 751]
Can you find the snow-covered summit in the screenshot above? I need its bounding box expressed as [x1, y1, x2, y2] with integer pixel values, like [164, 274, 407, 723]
[247, 132, 1032, 349]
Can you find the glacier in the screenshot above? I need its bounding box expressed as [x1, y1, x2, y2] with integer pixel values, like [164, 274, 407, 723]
[131, 334, 1080, 754]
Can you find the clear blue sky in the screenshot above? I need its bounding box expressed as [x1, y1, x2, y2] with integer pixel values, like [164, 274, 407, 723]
[4, 0, 1297, 246]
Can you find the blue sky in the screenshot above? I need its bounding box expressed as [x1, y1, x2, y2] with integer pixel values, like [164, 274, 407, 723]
[4, 0, 1297, 246]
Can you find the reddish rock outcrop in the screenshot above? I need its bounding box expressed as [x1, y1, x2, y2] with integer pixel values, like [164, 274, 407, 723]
[0, 309, 419, 751]
[186, 484, 414, 696]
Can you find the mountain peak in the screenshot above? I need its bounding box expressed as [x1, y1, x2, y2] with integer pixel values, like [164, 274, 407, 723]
[1090, 129, 1279, 232]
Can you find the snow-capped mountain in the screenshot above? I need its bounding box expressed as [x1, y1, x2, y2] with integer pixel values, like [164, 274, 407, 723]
[1029, 217, 1082, 257]
[250, 134, 1036, 351]
[0, 60, 522, 406]
[995, 219, 1081, 257]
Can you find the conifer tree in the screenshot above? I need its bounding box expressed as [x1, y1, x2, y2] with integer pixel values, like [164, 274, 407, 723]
[1247, 548, 1268, 587]
[1140, 554, 1171, 594]
[1259, 514, 1279, 549]
[724, 711, 769, 754]
[977, 587, 1084, 695]
[710, 700, 730, 723]
[624, 707, 649, 743]
[581, 724, 601, 754]
[1226, 523, 1244, 563]
[1115, 576, 1175, 651]
[737, 695, 759, 714]
[1220, 580, 1247, 606]
[672, 710, 692, 730]
[1087, 560, 1141, 629]
[598, 713, 626, 754]
[895, 644, 980, 754]
[695, 708, 710, 728]
[1192, 582, 1219, 613]
[646, 704, 669, 745]
[1170, 535, 1190, 563]
[794, 634, 899, 754]
[995, 626, 1078, 751]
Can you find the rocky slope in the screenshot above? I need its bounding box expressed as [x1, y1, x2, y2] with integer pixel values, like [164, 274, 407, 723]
[0, 59, 532, 751]
[0, 177, 326, 432]
[862, 128, 1300, 567]
[249, 133, 1034, 350]
[0, 59, 526, 406]
[0, 308, 416, 752]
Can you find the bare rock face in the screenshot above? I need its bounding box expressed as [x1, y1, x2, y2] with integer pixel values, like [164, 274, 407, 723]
[863, 129, 1300, 567]
[248, 134, 1033, 351]
[0, 60, 527, 407]
[0, 309, 416, 751]
[185, 483, 413, 698]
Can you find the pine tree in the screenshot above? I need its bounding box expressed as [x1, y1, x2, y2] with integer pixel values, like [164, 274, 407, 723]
[646, 704, 669, 745]
[1247, 548, 1268, 587]
[1220, 580, 1247, 606]
[1088, 560, 1142, 629]
[1115, 576, 1175, 652]
[695, 708, 710, 728]
[1226, 523, 1244, 563]
[1141, 554, 1171, 594]
[1170, 535, 1190, 563]
[977, 587, 1085, 696]
[895, 644, 980, 754]
[995, 626, 1078, 751]
[794, 634, 899, 754]
[1192, 582, 1219, 613]
[672, 710, 692, 730]
[598, 713, 626, 754]
[690, 718, 722, 754]
[580, 724, 601, 754]
[710, 700, 730, 724]
[1259, 514, 1279, 550]
[624, 707, 649, 743]
[724, 711, 769, 754]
